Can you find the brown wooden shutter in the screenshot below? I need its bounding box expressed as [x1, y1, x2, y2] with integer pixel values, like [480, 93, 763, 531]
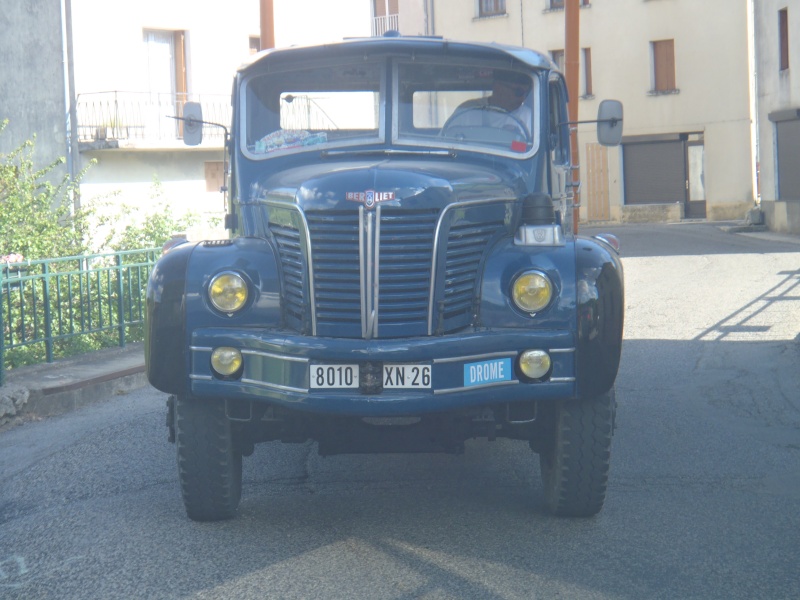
[583, 48, 592, 96]
[779, 9, 789, 71]
[653, 40, 676, 91]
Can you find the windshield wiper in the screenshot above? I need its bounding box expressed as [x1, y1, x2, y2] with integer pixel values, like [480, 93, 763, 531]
[321, 148, 456, 158]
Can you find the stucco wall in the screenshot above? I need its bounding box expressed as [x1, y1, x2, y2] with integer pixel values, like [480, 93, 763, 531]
[0, 0, 67, 174]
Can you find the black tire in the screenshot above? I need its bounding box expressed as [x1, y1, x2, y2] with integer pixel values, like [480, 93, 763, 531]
[539, 389, 615, 517]
[175, 395, 242, 521]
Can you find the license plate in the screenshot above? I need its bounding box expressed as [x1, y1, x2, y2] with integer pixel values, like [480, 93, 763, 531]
[463, 358, 512, 387]
[383, 364, 431, 389]
[310, 364, 359, 389]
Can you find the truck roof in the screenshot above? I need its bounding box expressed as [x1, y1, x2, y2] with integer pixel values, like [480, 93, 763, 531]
[239, 34, 557, 75]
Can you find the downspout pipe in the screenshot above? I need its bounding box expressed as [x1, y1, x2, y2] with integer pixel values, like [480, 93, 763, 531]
[565, 0, 581, 232]
[62, 0, 80, 211]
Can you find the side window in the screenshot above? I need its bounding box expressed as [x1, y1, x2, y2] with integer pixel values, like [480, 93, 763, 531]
[548, 78, 570, 166]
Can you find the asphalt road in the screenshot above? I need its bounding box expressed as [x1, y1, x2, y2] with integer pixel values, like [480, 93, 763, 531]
[1, 223, 799, 599]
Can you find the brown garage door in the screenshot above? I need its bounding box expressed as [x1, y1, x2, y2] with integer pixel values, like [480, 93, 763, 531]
[623, 140, 686, 205]
[777, 119, 800, 201]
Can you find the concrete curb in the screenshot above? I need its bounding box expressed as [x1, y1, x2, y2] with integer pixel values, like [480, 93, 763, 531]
[1, 343, 148, 428]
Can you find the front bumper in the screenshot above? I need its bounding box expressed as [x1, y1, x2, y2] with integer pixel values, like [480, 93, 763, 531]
[188, 328, 576, 417]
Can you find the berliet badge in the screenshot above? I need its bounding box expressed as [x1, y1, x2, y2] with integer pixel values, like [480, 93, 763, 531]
[345, 190, 396, 209]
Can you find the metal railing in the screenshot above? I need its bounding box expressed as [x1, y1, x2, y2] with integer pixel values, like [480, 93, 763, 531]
[0, 249, 160, 386]
[76, 91, 231, 144]
[372, 14, 400, 36]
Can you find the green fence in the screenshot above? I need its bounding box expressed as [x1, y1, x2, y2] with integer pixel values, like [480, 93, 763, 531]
[0, 249, 160, 386]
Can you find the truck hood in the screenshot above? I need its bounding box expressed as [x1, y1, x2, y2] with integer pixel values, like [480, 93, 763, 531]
[251, 159, 522, 210]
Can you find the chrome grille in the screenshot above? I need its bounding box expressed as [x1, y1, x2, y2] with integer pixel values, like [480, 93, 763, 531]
[269, 222, 306, 328]
[269, 201, 510, 338]
[306, 211, 362, 337]
[443, 219, 506, 330]
[378, 208, 439, 337]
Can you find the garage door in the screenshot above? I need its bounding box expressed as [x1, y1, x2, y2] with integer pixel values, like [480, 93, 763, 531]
[623, 140, 686, 205]
[777, 119, 800, 201]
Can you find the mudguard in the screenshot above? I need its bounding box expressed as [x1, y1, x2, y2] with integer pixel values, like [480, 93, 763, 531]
[146, 243, 195, 395]
[146, 237, 283, 395]
[574, 236, 624, 399]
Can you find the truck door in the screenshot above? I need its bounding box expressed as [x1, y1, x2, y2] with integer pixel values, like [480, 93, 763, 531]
[548, 75, 572, 233]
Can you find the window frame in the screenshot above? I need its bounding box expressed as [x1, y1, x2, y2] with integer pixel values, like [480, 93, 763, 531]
[651, 39, 677, 94]
[582, 48, 593, 97]
[478, 0, 506, 18]
[547, 0, 590, 10]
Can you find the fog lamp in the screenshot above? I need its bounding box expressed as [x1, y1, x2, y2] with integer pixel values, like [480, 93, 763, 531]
[209, 271, 248, 313]
[210, 347, 243, 377]
[511, 271, 553, 313]
[519, 350, 551, 380]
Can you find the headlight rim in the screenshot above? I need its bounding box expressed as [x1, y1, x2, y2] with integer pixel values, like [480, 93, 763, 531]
[208, 270, 249, 314]
[510, 269, 554, 315]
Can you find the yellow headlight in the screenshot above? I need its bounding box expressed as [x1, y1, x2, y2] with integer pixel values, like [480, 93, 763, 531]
[512, 271, 553, 313]
[209, 272, 248, 313]
[519, 350, 552, 379]
[210, 347, 243, 377]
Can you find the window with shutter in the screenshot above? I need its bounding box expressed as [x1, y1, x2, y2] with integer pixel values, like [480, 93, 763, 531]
[651, 39, 676, 93]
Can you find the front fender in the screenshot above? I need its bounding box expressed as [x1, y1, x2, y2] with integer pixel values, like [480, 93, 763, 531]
[575, 236, 624, 398]
[145, 242, 195, 395]
[146, 237, 283, 395]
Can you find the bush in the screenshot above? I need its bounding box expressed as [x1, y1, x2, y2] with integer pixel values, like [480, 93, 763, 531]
[0, 120, 90, 261]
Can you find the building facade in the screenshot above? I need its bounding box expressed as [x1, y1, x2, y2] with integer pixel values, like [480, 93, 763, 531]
[755, 1, 800, 234]
[430, 0, 758, 225]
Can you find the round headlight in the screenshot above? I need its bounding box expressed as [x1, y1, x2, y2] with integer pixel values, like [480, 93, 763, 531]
[511, 271, 553, 313]
[210, 347, 243, 377]
[209, 271, 248, 313]
[519, 350, 552, 380]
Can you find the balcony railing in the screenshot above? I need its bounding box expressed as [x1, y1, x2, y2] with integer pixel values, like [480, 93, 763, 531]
[76, 91, 231, 145]
[372, 14, 399, 36]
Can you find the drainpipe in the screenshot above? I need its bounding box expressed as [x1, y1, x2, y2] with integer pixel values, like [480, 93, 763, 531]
[260, 0, 275, 50]
[747, 0, 761, 209]
[61, 0, 80, 211]
[565, 0, 581, 232]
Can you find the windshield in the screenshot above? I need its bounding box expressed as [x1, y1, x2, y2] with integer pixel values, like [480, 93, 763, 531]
[243, 61, 384, 156]
[242, 57, 538, 159]
[394, 61, 537, 157]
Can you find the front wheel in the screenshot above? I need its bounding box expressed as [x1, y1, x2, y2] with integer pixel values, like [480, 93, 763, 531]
[538, 389, 615, 517]
[175, 396, 243, 521]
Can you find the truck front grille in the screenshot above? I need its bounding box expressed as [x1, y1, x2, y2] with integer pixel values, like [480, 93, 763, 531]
[269, 202, 510, 339]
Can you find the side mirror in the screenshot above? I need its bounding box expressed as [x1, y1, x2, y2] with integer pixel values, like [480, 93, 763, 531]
[597, 100, 623, 147]
[182, 102, 204, 146]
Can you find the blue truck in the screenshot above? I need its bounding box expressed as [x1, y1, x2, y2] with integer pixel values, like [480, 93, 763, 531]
[146, 34, 624, 521]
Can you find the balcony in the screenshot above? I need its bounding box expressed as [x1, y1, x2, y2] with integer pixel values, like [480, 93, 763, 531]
[76, 91, 231, 150]
[372, 14, 399, 36]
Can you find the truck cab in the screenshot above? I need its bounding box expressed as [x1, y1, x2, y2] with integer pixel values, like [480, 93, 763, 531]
[146, 35, 624, 521]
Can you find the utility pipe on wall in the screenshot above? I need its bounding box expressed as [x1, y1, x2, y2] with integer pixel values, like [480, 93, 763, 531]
[565, 0, 581, 232]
